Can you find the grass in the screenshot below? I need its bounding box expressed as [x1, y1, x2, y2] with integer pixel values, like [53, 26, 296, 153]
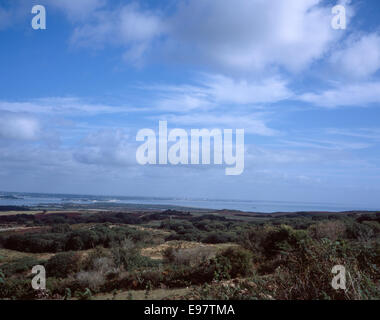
[128, 224, 171, 236]
[0, 248, 55, 265]
[141, 240, 238, 260]
[0, 211, 41, 216]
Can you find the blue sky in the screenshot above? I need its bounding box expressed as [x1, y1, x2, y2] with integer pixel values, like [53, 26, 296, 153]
[1, 0, 380, 207]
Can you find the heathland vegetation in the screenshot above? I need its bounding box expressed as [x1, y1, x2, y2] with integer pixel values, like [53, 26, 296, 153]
[0, 208, 378, 300]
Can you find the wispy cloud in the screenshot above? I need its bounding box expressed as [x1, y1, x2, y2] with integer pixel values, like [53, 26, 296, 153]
[299, 82, 380, 108]
[280, 138, 372, 150]
[325, 128, 380, 141]
[329, 33, 380, 79]
[155, 112, 278, 136]
[0, 97, 147, 116]
[144, 74, 292, 112]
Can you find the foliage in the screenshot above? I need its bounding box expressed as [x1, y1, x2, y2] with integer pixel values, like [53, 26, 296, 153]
[1, 257, 42, 277]
[111, 240, 159, 271]
[0, 269, 4, 284]
[0, 277, 36, 299]
[45, 252, 80, 278]
[0, 225, 152, 253]
[0, 212, 378, 300]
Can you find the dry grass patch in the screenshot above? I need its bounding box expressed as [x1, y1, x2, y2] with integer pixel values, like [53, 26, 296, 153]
[128, 225, 171, 236]
[141, 240, 238, 260]
[0, 211, 42, 216]
[0, 248, 55, 265]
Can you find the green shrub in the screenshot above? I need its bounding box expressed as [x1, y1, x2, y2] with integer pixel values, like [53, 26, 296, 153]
[75, 288, 92, 300]
[0, 269, 4, 284]
[0, 277, 36, 299]
[203, 232, 231, 244]
[267, 239, 379, 300]
[111, 240, 159, 271]
[46, 252, 80, 278]
[1, 257, 42, 277]
[163, 247, 176, 264]
[346, 221, 376, 241]
[51, 224, 72, 233]
[261, 225, 309, 258]
[214, 247, 254, 279]
[1, 224, 152, 253]
[308, 220, 346, 241]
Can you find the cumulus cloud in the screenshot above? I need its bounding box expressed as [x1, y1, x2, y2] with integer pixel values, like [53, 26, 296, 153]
[64, 0, 343, 72]
[166, 0, 339, 73]
[330, 33, 380, 79]
[71, 3, 164, 64]
[0, 112, 40, 140]
[74, 129, 137, 167]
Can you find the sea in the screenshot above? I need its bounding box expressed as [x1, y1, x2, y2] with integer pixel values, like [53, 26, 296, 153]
[0, 191, 378, 213]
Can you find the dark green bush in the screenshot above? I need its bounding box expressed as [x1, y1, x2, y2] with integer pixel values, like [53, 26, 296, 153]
[213, 247, 254, 279]
[346, 221, 376, 241]
[261, 225, 309, 258]
[51, 224, 72, 233]
[1, 257, 42, 277]
[0, 269, 4, 284]
[1, 225, 152, 253]
[46, 252, 80, 278]
[111, 241, 159, 271]
[0, 277, 35, 299]
[163, 246, 176, 264]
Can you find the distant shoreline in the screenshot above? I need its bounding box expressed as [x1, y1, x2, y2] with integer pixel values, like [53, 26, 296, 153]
[0, 204, 379, 218]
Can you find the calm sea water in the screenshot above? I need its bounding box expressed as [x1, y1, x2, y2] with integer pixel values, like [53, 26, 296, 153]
[0, 191, 378, 213]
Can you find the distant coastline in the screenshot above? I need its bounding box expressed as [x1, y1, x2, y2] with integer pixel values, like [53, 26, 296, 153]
[0, 191, 379, 214]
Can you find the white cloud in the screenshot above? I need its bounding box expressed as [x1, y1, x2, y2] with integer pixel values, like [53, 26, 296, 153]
[0, 97, 145, 116]
[149, 74, 292, 112]
[74, 129, 136, 167]
[299, 82, 380, 108]
[65, 0, 343, 72]
[0, 112, 40, 140]
[71, 3, 164, 64]
[156, 94, 213, 113]
[46, 0, 105, 20]
[246, 145, 323, 165]
[326, 128, 380, 141]
[280, 138, 371, 150]
[202, 75, 292, 104]
[165, 0, 340, 73]
[330, 33, 380, 79]
[157, 112, 278, 136]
